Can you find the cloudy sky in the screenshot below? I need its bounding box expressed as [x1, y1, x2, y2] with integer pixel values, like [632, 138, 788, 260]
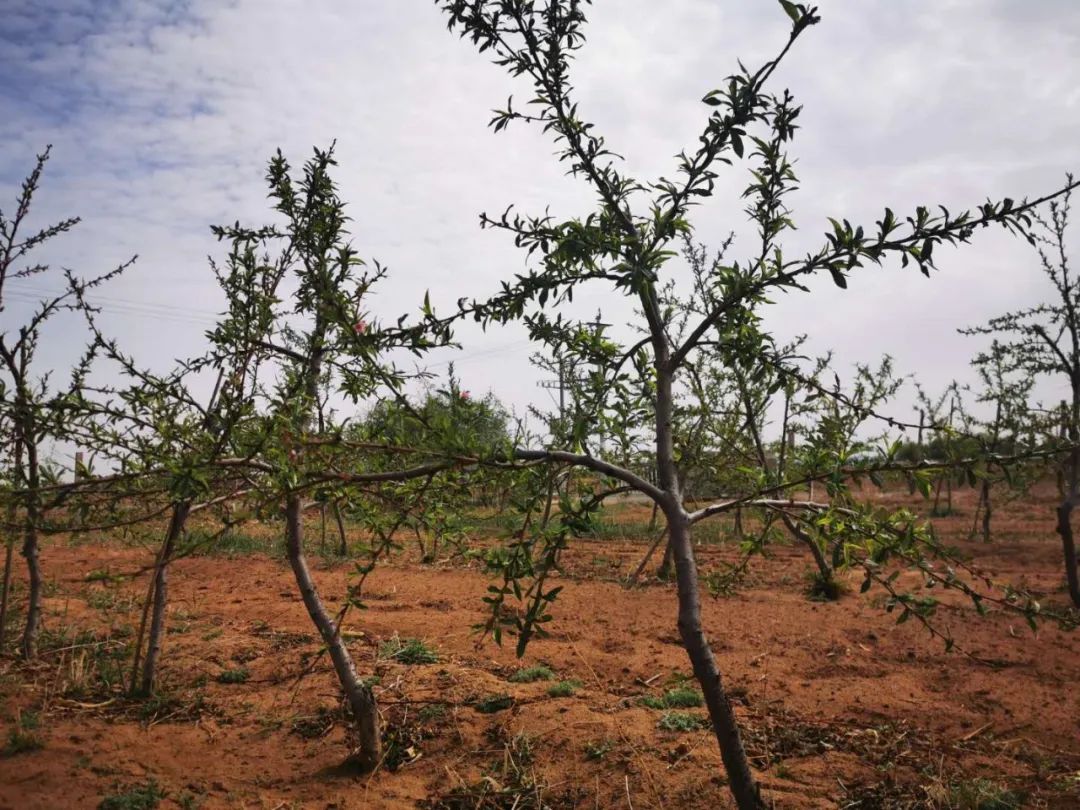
[2, 0, 1078, 442]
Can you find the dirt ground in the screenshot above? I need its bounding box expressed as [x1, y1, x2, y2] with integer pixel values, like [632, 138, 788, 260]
[1, 483, 1079, 809]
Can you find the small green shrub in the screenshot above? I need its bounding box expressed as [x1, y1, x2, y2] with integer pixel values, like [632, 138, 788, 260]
[474, 694, 514, 714]
[661, 687, 703, 708]
[98, 779, 165, 810]
[546, 680, 580, 698]
[4, 727, 43, 756]
[379, 636, 438, 665]
[185, 528, 274, 557]
[509, 665, 554, 683]
[3, 710, 43, 756]
[216, 667, 249, 685]
[639, 687, 704, 709]
[657, 712, 708, 732]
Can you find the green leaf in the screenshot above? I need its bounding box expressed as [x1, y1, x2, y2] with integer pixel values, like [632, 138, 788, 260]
[829, 267, 847, 289]
[778, 0, 801, 23]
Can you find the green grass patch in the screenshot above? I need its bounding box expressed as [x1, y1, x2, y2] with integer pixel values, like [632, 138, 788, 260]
[639, 687, 704, 710]
[661, 687, 704, 708]
[98, 779, 165, 810]
[474, 694, 514, 714]
[546, 680, 580, 698]
[216, 667, 249, 685]
[184, 528, 276, 557]
[508, 665, 554, 683]
[657, 711, 708, 732]
[379, 636, 438, 665]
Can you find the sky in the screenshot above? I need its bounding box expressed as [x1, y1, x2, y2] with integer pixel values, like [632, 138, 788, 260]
[2, 0, 1079, 457]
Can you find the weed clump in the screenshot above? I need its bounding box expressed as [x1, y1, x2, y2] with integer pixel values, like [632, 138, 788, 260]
[640, 687, 704, 710]
[3, 710, 43, 756]
[216, 667, 249, 684]
[379, 635, 438, 665]
[474, 694, 514, 714]
[657, 712, 708, 732]
[546, 680, 580, 698]
[508, 665, 554, 683]
[98, 779, 165, 810]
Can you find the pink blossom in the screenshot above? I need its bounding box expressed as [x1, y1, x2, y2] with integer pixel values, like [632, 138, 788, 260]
[460, 390, 471, 401]
[353, 320, 368, 335]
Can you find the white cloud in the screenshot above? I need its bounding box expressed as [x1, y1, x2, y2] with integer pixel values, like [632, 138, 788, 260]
[2, 0, 1078, 429]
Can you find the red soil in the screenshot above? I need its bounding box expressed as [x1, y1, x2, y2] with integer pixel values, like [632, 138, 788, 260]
[1, 484, 1079, 808]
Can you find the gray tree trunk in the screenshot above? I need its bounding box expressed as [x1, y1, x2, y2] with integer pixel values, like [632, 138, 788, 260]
[140, 502, 192, 695]
[654, 365, 763, 809]
[20, 438, 42, 660]
[285, 495, 381, 769]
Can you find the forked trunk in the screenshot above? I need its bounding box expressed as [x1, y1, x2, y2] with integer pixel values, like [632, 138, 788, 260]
[669, 512, 764, 810]
[285, 495, 381, 769]
[780, 513, 833, 587]
[140, 502, 192, 695]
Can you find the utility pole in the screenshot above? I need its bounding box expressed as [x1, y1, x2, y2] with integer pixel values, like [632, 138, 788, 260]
[537, 356, 567, 422]
[536, 312, 610, 430]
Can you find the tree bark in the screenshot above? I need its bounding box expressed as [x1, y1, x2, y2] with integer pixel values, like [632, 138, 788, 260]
[333, 502, 348, 556]
[628, 525, 667, 585]
[285, 495, 381, 769]
[981, 481, 992, 543]
[656, 537, 674, 580]
[140, 502, 191, 695]
[1057, 500, 1080, 608]
[0, 503, 16, 651]
[669, 510, 764, 809]
[654, 362, 763, 808]
[20, 440, 42, 660]
[780, 513, 833, 587]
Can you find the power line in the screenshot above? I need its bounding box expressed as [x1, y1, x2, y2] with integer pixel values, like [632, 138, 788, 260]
[3, 282, 222, 327]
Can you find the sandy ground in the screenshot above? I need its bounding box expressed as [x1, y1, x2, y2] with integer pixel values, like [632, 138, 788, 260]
[1, 483, 1079, 809]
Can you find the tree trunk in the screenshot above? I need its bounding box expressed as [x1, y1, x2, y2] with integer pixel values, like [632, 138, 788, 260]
[140, 502, 191, 695]
[20, 441, 42, 660]
[654, 357, 762, 808]
[981, 481, 992, 543]
[656, 537, 674, 580]
[780, 513, 833, 587]
[628, 525, 668, 585]
[285, 495, 381, 769]
[1057, 500, 1080, 608]
[334, 502, 348, 556]
[320, 503, 328, 553]
[670, 512, 764, 810]
[0, 503, 16, 651]
[931, 476, 944, 514]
